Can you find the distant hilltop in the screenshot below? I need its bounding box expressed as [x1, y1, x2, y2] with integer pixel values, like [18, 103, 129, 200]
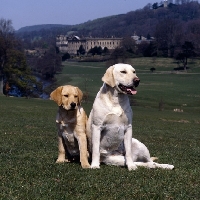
[17, 24, 71, 33]
[16, 1, 200, 40]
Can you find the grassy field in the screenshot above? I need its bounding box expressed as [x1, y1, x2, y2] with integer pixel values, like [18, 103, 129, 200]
[1, 58, 200, 199]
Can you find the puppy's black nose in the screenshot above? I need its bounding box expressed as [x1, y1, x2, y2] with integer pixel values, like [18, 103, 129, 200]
[70, 102, 76, 109]
[134, 78, 140, 87]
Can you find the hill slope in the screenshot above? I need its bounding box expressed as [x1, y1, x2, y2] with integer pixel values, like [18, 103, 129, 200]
[17, 24, 72, 33]
[17, 2, 200, 39]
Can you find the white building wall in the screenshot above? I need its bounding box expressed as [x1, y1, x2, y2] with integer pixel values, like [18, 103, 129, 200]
[56, 35, 122, 54]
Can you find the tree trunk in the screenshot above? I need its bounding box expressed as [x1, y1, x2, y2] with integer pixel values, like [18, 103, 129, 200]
[184, 57, 187, 72]
[0, 58, 5, 95]
[0, 75, 3, 95]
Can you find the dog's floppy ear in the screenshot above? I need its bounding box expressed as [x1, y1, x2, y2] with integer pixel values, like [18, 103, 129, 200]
[102, 65, 115, 87]
[50, 86, 63, 106]
[76, 87, 83, 105]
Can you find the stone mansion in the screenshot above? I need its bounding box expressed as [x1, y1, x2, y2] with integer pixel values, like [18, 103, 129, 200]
[56, 35, 122, 54]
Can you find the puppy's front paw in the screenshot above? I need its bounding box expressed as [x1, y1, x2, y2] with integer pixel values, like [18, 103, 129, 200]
[56, 158, 70, 163]
[81, 163, 91, 169]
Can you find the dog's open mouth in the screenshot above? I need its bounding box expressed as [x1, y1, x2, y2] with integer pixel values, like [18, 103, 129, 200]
[118, 84, 137, 95]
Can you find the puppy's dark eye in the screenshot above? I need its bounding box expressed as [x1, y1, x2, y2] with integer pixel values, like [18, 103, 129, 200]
[74, 95, 78, 98]
[120, 71, 127, 74]
[64, 95, 68, 97]
[133, 71, 136, 74]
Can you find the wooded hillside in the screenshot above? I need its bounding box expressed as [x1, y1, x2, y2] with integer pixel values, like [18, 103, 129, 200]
[16, 1, 200, 39]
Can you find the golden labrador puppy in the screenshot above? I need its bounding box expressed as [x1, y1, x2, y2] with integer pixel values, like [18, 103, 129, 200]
[50, 85, 90, 168]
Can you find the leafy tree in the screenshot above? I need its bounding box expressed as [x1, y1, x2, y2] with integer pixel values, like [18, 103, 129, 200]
[88, 46, 102, 55]
[108, 47, 127, 65]
[0, 18, 15, 94]
[146, 33, 151, 40]
[150, 67, 156, 72]
[0, 18, 39, 96]
[175, 41, 195, 71]
[36, 46, 62, 79]
[102, 47, 109, 54]
[26, 45, 62, 98]
[155, 19, 182, 57]
[56, 46, 60, 54]
[120, 37, 136, 55]
[62, 53, 70, 61]
[137, 41, 157, 57]
[77, 45, 85, 55]
[186, 19, 200, 53]
[97, 46, 103, 55]
[4, 49, 39, 97]
[152, 3, 158, 9]
[108, 37, 136, 65]
[88, 47, 95, 56]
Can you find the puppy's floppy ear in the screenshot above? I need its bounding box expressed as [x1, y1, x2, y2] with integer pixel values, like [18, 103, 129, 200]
[76, 87, 83, 105]
[50, 86, 63, 106]
[102, 65, 115, 87]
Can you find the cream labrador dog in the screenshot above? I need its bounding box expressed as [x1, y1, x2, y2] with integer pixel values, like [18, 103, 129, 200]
[87, 64, 174, 170]
[50, 85, 90, 168]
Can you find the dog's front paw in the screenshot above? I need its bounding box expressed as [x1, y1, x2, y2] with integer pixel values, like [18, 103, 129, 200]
[127, 164, 137, 171]
[56, 158, 70, 163]
[91, 162, 100, 169]
[81, 163, 91, 169]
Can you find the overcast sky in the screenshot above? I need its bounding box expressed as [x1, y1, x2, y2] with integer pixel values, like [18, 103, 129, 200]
[1, 0, 157, 30]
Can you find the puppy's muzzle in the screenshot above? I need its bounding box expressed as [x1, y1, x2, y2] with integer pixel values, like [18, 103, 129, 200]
[70, 102, 76, 109]
[133, 78, 140, 87]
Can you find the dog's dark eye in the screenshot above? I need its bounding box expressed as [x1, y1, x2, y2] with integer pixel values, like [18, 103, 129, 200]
[120, 71, 127, 74]
[133, 71, 136, 74]
[74, 95, 78, 98]
[64, 95, 68, 97]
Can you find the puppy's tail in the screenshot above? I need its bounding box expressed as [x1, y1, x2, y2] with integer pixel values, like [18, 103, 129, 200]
[151, 157, 158, 161]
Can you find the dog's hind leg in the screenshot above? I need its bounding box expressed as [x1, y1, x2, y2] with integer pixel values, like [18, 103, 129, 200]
[134, 162, 174, 170]
[102, 155, 126, 166]
[151, 162, 174, 170]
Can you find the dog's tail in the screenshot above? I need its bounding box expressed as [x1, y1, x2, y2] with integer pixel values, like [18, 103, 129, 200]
[151, 157, 158, 161]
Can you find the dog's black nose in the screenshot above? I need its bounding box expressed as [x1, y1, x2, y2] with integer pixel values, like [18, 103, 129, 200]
[134, 78, 140, 87]
[70, 102, 76, 109]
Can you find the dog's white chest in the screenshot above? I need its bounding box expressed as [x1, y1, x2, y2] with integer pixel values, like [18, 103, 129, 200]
[100, 121, 126, 154]
[60, 124, 79, 156]
[108, 106, 123, 116]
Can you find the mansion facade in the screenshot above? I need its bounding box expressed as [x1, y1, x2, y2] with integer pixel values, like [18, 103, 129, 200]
[56, 35, 122, 54]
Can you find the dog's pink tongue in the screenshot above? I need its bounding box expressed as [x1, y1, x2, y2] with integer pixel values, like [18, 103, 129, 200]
[127, 88, 137, 95]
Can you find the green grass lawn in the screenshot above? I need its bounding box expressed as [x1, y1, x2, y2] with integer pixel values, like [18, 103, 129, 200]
[1, 58, 200, 199]
[58, 58, 200, 112]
